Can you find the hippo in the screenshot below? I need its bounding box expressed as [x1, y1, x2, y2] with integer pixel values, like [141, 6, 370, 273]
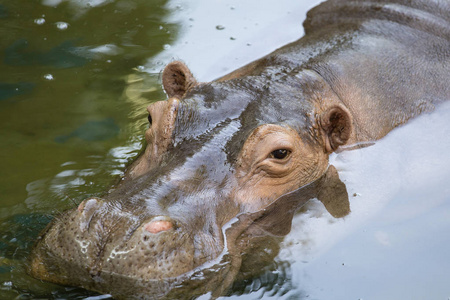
[29, 0, 450, 299]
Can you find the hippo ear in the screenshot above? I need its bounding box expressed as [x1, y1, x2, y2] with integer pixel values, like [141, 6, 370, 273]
[162, 61, 198, 99]
[316, 164, 350, 218]
[320, 105, 352, 153]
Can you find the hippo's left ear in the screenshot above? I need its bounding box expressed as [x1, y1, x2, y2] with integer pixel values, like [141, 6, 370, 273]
[162, 61, 198, 99]
[320, 105, 352, 153]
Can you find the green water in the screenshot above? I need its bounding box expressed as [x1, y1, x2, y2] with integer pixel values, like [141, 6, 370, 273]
[0, 0, 173, 297]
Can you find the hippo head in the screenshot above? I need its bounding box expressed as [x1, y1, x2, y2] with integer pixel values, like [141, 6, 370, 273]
[29, 61, 350, 298]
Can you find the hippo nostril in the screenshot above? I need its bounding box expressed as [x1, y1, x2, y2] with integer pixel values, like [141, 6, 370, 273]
[144, 217, 174, 234]
[147, 113, 152, 126]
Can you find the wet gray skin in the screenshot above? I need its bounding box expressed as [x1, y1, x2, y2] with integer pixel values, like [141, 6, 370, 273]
[29, 74, 330, 299]
[29, 0, 449, 299]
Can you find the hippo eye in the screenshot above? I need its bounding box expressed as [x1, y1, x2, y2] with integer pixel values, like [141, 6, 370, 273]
[269, 149, 291, 160]
[147, 114, 152, 125]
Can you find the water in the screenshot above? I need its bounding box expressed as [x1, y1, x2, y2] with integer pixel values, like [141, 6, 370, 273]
[1, 0, 449, 299]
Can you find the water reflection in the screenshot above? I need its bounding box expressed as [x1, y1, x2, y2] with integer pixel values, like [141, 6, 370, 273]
[5, 39, 88, 68]
[0, 82, 35, 101]
[54, 118, 120, 143]
[0, 0, 173, 211]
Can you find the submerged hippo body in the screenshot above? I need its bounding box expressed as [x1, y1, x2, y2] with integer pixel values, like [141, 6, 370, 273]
[29, 0, 450, 299]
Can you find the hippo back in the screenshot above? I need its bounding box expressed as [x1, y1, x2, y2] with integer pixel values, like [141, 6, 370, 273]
[305, 0, 450, 39]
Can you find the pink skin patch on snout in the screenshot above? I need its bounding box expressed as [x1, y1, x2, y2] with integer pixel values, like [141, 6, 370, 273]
[144, 220, 173, 234]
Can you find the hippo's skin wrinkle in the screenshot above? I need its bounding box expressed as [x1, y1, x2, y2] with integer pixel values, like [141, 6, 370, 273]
[29, 0, 449, 299]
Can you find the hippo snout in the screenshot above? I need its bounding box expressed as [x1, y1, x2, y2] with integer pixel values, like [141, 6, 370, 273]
[29, 196, 221, 292]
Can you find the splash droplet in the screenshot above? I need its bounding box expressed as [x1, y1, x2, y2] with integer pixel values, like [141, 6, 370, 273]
[216, 25, 225, 30]
[34, 18, 45, 25]
[55, 22, 69, 30]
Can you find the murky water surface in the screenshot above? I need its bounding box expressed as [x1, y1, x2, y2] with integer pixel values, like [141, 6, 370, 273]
[1, 0, 449, 299]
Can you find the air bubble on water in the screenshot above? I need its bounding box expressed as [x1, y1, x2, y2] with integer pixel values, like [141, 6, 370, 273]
[34, 18, 45, 25]
[163, 44, 171, 50]
[44, 74, 54, 80]
[216, 25, 225, 30]
[56, 21, 69, 30]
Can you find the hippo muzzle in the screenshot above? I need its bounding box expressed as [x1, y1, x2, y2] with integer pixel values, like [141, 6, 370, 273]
[30, 192, 235, 298]
[31, 197, 196, 278]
